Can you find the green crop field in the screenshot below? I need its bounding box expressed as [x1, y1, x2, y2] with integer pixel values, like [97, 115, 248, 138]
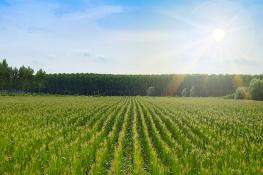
[0, 96, 262, 174]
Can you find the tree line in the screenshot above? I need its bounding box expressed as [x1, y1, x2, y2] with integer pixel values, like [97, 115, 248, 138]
[0, 59, 46, 93]
[0, 59, 262, 97]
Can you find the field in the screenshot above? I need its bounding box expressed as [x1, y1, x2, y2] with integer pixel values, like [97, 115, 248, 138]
[0, 96, 262, 174]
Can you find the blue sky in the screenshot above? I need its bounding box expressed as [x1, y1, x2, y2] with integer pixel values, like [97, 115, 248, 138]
[0, 0, 263, 74]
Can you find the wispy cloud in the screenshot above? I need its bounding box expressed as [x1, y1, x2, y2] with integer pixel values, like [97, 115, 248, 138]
[72, 49, 108, 63]
[59, 5, 125, 20]
[26, 26, 51, 33]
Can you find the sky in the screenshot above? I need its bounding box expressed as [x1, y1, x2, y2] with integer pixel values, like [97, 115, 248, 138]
[0, 0, 263, 74]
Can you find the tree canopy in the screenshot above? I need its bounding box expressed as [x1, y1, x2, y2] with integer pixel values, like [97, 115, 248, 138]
[0, 59, 262, 97]
[249, 78, 263, 100]
[0, 59, 46, 92]
[234, 87, 249, 100]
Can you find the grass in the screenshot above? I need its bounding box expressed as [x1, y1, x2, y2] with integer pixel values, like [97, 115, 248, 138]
[0, 96, 262, 174]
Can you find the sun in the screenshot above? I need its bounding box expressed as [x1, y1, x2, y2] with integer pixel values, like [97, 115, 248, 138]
[212, 28, 225, 41]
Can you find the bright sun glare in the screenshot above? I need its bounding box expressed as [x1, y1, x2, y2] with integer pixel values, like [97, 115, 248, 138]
[212, 28, 225, 41]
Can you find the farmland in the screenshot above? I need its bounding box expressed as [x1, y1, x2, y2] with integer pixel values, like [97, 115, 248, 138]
[0, 96, 262, 174]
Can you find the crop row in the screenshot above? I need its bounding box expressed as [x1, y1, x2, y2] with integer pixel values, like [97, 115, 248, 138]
[0, 96, 262, 174]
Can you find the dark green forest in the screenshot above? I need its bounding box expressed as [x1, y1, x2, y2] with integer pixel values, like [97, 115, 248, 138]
[0, 59, 262, 96]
